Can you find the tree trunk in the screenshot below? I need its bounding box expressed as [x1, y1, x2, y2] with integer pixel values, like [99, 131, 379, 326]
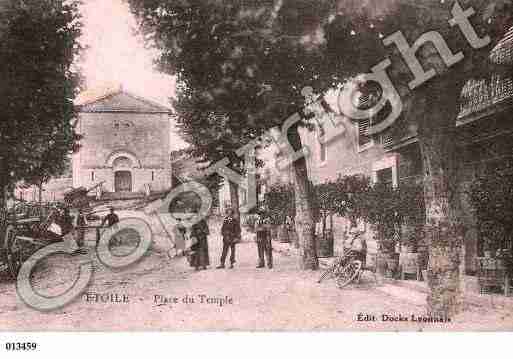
[418, 99, 466, 318]
[420, 132, 465, 318]
[38, 183, 43, 204]
[38, 182, 44, 221]
[0, 160, 7, 213]
[409, 76, 466, 318]
[374, 224, 388, 277]
[229, 181, 240, 220]
[0, 177, 6, 214]
[288, 125, 318, 270]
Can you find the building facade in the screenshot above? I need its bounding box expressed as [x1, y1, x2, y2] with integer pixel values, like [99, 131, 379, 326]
[73, 88, 173, 194]
[302, 28, 513, 277]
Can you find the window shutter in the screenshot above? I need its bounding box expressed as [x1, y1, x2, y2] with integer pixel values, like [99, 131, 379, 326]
[358, 118, 372, 148]
[380, 128, 394, 148]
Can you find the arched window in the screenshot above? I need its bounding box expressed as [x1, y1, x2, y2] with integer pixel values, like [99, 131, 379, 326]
[112, 156, 133, 170]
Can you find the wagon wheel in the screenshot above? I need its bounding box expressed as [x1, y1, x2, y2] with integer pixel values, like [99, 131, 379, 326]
[4, 225, 23, 279]
[336, 260, 362, 289]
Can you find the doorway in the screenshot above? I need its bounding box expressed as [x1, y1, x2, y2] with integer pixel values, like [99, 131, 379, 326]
[115, 171, 132, 192]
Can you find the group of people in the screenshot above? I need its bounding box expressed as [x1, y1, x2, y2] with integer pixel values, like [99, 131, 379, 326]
[44, 206, 120, 253]
[180, 207, 274, 271]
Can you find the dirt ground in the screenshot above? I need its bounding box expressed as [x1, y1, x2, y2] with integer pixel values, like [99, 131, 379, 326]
[0, 220, 512, 331]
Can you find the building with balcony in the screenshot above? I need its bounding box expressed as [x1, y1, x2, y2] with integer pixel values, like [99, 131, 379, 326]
[302, 27, 513, 278]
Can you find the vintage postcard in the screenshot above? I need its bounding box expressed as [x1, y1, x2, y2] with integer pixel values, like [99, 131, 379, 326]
[1, 0, 513, 336]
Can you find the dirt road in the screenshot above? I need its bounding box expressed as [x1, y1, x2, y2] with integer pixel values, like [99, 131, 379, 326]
[0, 221, 512, 331]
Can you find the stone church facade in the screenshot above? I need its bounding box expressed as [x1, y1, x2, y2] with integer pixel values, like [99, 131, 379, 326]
[72, 88, 172, 194]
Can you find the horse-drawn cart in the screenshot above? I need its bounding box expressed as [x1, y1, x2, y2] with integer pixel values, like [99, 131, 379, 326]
[0, 203, 62, 279]
[0, 183, 104, 279]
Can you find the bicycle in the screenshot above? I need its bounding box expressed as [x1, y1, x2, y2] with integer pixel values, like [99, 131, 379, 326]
[317, 247, 363, 288]
[317, 231, 367, 289]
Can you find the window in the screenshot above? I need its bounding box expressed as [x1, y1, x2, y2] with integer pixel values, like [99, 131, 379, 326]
[398, 144, 423, 180]
[243, 189, 247, 204]
[372, 155, 399, 188]
[357, 118, 373, 151]
[380, 128, 394, 148]
[91, 171, 95, 182]
[320, 142, 327, 163]
[151, 171, 155, 181]
[376, 168, 393, 187]
[112, 156, 132, 169]
[357, 98, 395, 151]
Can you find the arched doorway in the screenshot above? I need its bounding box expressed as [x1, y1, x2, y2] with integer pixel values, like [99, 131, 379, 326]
[115, 171, 132, 192]
[110, 155, 135, 193]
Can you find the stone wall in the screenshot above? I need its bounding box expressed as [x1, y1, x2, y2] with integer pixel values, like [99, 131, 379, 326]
[73, 112, 172, 192]
[299, 116, 389, 183]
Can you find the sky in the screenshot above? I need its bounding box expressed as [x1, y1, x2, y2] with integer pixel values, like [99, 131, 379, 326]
[79, 0, 187, 149]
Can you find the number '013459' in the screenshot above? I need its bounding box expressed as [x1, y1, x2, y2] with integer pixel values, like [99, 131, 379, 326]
[5, 342, 38, 351]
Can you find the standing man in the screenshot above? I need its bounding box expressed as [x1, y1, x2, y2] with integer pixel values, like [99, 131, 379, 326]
[217, 208, 241, 269]
[102, 207, 120, 228]
[101, 207, 120, 245]
[75, 208, 88, 253]
[255, 207, 273, 269]
[60, 207, 74, 237]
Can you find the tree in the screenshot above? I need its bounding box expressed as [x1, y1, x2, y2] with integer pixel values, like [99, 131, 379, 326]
[468, 160, 513, 256]
[264, 183, 295, 225]
[128, 1, 512, 306]
[170, 148, 223, 212]
[318, 0, 512, 316]
[314, 177, 371, 234]
[128, 0, 336, 270]
[331, 175, 372, 223]
[358, 182, 425, 253]
[0, 0, 82, 210]
[313, 181, 337, 231]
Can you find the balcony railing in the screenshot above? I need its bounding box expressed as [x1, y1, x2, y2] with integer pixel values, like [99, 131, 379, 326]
[458, 75, 513, 118]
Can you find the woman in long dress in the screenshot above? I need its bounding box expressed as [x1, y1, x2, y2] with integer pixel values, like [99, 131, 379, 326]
[189, 219, 210, 271]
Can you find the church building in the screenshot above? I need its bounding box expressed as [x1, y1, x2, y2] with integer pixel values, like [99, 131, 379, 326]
[72, 87, 173, 195]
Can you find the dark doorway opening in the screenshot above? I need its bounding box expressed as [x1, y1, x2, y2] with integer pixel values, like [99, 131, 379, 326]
[115, 171, 132, 192]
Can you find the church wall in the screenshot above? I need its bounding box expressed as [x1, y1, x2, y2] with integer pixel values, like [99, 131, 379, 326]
[74, 112, 172, 193]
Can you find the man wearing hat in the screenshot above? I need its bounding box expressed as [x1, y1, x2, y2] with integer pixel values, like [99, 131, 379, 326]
[102, 207, 120, 228]
[255, 207, 273, 269]
[101, 207, 120, 245]
[217, 208, 241, 269]
[75, 208, 88, 253]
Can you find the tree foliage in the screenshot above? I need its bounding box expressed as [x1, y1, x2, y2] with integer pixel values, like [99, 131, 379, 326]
[264, 183, 295, 225]
[127, 0, 346, 166]
[316, 0, 512, 316]
[127, 0, 340, 269]
[330, 175, 371, 221]
[468, 161, 513, 254]
[359, 182, 424, 244]
[321, 0, 513, 139]
[314, 175, 424, 251]
[127, 0, 513, 304]
[0, 0, 82, 202]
